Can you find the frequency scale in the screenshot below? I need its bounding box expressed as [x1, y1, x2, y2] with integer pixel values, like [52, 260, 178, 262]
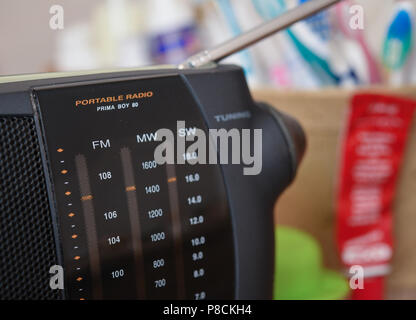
[36, 77, 235, 300]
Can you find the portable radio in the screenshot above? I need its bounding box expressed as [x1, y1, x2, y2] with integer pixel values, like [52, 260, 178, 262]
[0, 0, 339, 300]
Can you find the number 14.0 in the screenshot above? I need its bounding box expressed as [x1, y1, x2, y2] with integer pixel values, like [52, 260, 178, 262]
[187, 195, 202, 205]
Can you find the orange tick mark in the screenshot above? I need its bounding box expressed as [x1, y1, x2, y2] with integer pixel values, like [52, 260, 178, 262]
[168, 177, 177, 183]
[126, 185, 136, 192]
[76, 277, 83, 282]
[81, 195, 93, 201]
[65, 191, 71, 196]
[57, 148, 64, 153]
[68, 213, 75, 218]
[71, 234, 78, 239]
[74, 256, 80, 260]
[61, 170, 68, 174]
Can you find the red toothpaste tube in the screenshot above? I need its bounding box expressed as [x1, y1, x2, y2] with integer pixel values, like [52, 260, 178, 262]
[336, 93, 416, 300]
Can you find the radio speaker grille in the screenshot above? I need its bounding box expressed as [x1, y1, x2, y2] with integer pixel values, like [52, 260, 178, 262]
[0, 116, 60, 300]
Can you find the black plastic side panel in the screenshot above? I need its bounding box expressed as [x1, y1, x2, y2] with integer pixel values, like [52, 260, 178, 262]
[184, 68, 294, 299]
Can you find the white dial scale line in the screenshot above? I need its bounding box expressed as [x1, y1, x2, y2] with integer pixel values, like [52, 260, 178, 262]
[120, 147, 146, 299]
[75, 154, 103, 299]
[166, 163, 186, 299]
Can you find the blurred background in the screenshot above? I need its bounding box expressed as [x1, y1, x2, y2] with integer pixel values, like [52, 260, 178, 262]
[0, 0, 410, 89]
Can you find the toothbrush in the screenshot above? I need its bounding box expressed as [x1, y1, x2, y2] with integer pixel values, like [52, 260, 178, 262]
[334, 0, 382, 84]
[215, 0, 258, 83]
[293, 0, 363, 86]
[382, 1, 415, 86]
[299, 0, 331, 41]
[252, 0, 359, 86]
[227, 0, 298, 88]
[252, 0, 337, 85]
[408, 5, 416, 85]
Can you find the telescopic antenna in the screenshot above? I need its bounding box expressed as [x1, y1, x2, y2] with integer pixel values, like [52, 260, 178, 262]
[178, 0, 342, 69]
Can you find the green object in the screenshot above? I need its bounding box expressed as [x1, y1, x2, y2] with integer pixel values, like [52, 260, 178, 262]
[274, 226, 349, 300]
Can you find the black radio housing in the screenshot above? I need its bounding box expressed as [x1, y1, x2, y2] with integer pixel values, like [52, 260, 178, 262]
[0, 64, 305, 300]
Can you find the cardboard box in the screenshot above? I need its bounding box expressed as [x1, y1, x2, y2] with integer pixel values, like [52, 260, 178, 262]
[253, 87, 416, 299]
